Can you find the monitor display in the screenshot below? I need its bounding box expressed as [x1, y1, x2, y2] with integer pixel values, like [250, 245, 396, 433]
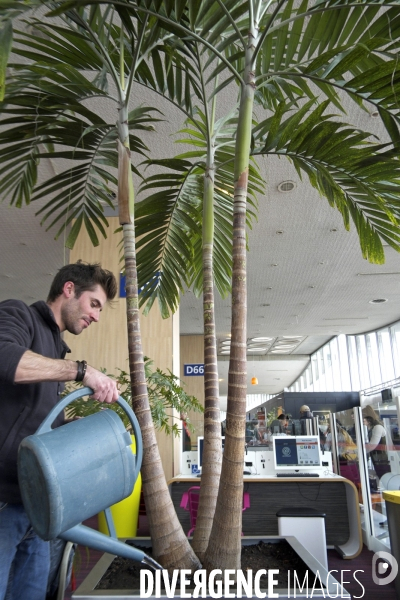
[273, 435, 322, 472]
[197, 436, 225, 472]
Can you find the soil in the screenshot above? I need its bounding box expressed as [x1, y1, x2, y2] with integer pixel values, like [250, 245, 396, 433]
[96, 541, 313, 591]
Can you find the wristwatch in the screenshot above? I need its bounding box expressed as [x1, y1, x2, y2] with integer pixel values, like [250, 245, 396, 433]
[75, 360, 87, 382]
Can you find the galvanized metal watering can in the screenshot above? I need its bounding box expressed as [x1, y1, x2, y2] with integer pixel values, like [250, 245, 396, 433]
[18, 387, 161, 570]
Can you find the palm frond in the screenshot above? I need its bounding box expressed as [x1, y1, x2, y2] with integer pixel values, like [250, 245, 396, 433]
[253, 99, 400, 263]
[136, 160, 203, 317]
[135, 106, 264, 315]
[252, 0, 400, 141]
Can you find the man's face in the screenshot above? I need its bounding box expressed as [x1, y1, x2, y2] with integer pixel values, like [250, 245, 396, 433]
[61, 284, 107, 335]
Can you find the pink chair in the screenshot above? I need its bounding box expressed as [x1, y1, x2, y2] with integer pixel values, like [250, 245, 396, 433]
[180, 486, 250, 537]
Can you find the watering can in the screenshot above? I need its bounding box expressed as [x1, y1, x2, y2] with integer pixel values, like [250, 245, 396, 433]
[18, 387, 161, 570]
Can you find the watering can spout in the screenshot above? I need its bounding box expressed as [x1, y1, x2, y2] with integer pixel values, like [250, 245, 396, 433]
[59, 524, 162, 571]
[142, 555, 164, 571]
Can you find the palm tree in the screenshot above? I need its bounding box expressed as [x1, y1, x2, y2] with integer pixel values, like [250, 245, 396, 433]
[1, 0, 262, 566]
[126, 0, 400, 571]
[136, 107, 263, 559]
[2, 0, 400, 572]
[0, 1, 203, 572]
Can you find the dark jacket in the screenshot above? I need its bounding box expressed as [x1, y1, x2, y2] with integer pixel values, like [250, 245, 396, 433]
[0, 300, 69, 503]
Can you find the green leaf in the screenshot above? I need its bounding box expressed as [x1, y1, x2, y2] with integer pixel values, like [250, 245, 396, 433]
[0, 19, 12, 101]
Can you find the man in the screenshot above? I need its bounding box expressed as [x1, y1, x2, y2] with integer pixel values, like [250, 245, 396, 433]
[270, 413, 287, 435]
[299, 404, 313, 435]
[0, 262, 119, 600]
[299, 404, 313, 419]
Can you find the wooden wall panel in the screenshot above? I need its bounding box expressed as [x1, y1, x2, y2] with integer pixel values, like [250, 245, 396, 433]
[64, 218, 177, 479]
[180, 335, 205, 449]
[172, 310, 181, 476]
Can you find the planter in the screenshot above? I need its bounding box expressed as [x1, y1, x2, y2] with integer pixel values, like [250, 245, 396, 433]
[72, 537, 350, 599]
[98, 437, 142, 539]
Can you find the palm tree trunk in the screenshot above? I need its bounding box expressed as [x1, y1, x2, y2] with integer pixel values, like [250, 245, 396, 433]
[202, 12, 258, 572]
[191, 152, 222, 560]
[118, 112, 201, 571]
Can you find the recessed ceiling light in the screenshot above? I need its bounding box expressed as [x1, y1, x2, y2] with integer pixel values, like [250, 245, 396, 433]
[277, 180, 296, 193]
[271, 264, 278, 267]
[273, 344, 296, 349]
[269, 349, 290, 353]
[330, 228, 338, 232]
[261, 303, 270, 306]
[358, 272, 400, 276]
[324, 317, 368, 320]
[276, 230, 284, 235]
[251, 337, 274, 341]
[370, 110, 379, 118]
[369, 298, 388, 304]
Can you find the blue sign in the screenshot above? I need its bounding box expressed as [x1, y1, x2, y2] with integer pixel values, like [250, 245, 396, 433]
[184, 364, 205, 376]
[119, 272, 161, 298]
[119, 273, 126, 298]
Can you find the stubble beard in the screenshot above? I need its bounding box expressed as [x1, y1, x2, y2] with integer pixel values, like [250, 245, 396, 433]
[61, 302, 86, 336]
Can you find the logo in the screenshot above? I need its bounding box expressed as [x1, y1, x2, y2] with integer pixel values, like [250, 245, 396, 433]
[282, 447, 291, 457]
[372, 551, 398, 585]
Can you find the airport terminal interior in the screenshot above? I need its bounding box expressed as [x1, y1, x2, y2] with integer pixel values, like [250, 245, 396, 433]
[3, 3, 400, 598]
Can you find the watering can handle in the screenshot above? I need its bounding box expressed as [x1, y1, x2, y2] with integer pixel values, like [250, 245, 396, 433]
[36, 387, 143, 481]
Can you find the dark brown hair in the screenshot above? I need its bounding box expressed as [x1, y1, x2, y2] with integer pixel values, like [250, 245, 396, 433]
[47, 261, 117, 303]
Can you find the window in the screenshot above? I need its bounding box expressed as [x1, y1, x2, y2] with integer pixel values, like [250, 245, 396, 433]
[356, 335, 370, 389]
[289, 319, 400, 393]
[338, 334, 351, 390]
[366, 332, 380, 387]
[378, 329, 395, 382]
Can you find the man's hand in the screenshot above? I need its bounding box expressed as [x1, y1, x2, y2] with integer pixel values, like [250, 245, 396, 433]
[83, 365, 119, 404]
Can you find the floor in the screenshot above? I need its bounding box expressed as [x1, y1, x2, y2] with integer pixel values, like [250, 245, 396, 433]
[63, 517, 398, 599]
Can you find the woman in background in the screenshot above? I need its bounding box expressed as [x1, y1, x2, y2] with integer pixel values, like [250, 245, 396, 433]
[363, 405, 386, 451]
[362, 405, 389, 477]
[324, 420, 358, 463]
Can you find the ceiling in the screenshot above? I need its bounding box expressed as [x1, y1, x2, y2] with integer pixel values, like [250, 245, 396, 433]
[179, 151, 400, 396]
[2, 43, 400, 399]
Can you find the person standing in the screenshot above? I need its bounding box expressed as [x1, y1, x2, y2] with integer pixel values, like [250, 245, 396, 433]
[299, 404, 313, 434]
[0, 261, 119, 600]
[270, 413, 287, 434]
[362, 405, 389, 475]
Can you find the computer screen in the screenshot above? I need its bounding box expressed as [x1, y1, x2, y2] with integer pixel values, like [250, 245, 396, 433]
[273, 435, 322, 472]
[197, 436, 225, 471]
